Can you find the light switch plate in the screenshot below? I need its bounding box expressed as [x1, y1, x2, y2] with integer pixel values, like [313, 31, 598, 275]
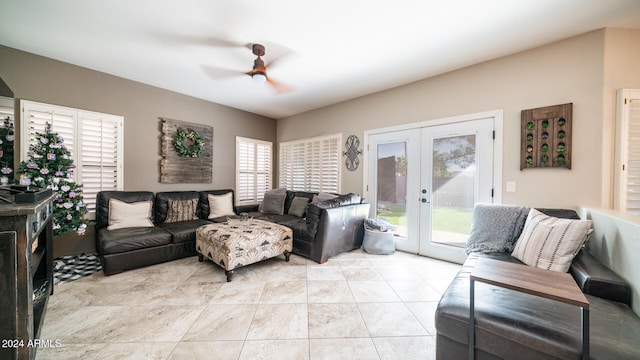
[506, 181, 516, 192]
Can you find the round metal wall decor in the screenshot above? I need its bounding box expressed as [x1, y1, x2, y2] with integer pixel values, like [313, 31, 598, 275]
[343, 135, 362, 171]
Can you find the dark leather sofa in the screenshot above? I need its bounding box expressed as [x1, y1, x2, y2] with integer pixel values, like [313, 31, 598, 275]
[435, 209, 640, 360]
[237, 190, 370, 263]
[96, 189, 369, 274]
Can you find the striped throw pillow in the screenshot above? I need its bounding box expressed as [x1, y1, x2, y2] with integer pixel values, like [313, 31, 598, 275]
[165, 198, 199, 223]
[511, 208, 593, 272]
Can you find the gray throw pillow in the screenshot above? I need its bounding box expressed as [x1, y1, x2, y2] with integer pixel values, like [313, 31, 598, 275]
[259, 188, 287, 212]
[261, 192, 286, 215]
[288, 196, 309, 217]
[465, 203, 530, 254]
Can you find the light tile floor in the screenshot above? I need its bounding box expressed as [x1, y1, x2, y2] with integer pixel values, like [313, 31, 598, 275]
[37, 249, 461, 360]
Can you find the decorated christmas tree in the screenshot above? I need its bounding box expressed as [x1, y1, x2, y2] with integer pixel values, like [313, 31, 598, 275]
[0, 116, 15, 182]
[18, 124, 88, 236]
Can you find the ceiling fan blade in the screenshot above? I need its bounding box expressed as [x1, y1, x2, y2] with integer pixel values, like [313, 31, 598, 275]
[264, 49, 296, 71]
[266, 77, 295, 94]
[207, 37, 252, 50]
[201, 65, 245, 80]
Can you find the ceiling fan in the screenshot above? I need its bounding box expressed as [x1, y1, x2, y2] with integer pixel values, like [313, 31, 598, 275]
[202, 43, 294, 94]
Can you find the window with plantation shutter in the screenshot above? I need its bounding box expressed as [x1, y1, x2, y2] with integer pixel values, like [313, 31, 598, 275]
[236, 137, 272, 205]
[616, 89, 640, 215]
[21, 100, 124, 217]
[79, 112, 123, 213]
[279, 133, 341, 193]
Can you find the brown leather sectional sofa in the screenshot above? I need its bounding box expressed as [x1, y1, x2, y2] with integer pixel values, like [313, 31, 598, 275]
[435, 208, 640, 359]
[95, 189, 369, 275]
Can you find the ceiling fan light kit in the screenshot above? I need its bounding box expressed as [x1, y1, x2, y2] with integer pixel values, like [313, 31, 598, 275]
[252, 72, 267, 83]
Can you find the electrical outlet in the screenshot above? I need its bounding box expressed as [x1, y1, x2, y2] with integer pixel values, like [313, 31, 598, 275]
[506, 181, 516, 192]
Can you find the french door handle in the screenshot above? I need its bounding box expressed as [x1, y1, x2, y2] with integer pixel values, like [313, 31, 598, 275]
[421, 198, 430, 203]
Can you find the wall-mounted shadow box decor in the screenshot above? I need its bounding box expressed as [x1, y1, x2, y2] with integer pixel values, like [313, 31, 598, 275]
[520, 103, 572, 170]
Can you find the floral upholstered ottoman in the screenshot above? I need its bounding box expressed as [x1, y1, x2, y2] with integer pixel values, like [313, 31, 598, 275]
[195, 219, 293, 281]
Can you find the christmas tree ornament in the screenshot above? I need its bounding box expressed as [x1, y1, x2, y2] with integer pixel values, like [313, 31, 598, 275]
[40, 137, 49, 144]
[6, 134, 14, 141]
[1, 166, 12, 174]
[27, 161, 38, 169]
[40, 168, 49, 174]
[60, 185, 71, 192]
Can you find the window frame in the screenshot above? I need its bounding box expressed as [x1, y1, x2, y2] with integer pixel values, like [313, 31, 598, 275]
[279, 133, 342, 193]
[235, 136, 273, 206]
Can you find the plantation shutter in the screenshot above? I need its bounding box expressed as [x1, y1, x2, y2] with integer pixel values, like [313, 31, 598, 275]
[236, 137, 272, 204]
[22, 102, 77, 158]
[619, 90, 640, 215]
[79, 111, 123, 212]
[279, 134, 341, 193]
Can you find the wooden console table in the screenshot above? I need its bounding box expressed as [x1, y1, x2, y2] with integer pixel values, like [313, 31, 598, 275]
[469, 257, 590, 359]
[0, 194, 55, 360]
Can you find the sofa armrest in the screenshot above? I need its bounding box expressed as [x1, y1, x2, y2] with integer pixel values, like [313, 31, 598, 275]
[570, 249, 631, 306]
[312, 202, 370, 263]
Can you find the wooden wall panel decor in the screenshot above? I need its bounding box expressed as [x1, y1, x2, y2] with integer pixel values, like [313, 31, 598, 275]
[160, 118, 213, 183]
[520, 103, 572, 170]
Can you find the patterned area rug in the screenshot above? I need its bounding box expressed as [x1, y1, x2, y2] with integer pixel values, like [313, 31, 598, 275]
[53, 253, 102, 285]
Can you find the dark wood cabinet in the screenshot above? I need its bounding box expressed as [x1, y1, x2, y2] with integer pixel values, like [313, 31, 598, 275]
[0, 194, 55, 360]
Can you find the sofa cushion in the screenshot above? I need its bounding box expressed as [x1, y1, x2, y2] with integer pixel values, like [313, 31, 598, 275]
[465, 203, 530, 254]
[159, 219, 210, 244]
[165, 198, 199, 223]
[107, 199, 154, 230]
[288, 196, 309, 217]
[436, 253, 640, 360]
[97, 226, 172, 255]
[512, 208, 593, 272]
[207, 192, 235, 219]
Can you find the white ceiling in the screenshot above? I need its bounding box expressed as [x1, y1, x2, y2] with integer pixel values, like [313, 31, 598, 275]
[1, 1, 640, 119]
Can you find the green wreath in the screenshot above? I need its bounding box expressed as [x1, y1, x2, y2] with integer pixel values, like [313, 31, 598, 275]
[173, 128, 205, 158]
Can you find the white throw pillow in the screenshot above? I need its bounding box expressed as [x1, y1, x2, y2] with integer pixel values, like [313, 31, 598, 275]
[511, 208, 593, 272]
[107, 199, 154, 230]
[207, 192, 235, 219]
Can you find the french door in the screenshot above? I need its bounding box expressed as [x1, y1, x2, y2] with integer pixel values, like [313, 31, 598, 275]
[367, 116, 497, 263]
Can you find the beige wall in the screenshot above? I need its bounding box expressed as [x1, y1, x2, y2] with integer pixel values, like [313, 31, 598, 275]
[603, 28, 640, 208]
[279, 29, 632, 210]
[0, 45, 276, 192]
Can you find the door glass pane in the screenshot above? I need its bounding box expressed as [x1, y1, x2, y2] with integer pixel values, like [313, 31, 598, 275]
[376, 142, 407, 237]
[431, 134, 476, 247]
